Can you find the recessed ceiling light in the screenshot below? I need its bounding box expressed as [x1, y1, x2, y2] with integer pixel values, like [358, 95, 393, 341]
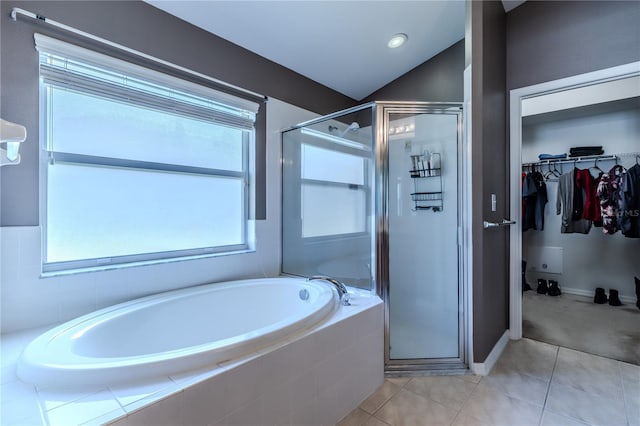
[387, 33, 408, 49]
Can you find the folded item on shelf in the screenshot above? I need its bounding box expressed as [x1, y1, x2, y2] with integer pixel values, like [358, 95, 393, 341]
[570, 146, 602, 153]
[569, 146, 604, 157]
[569, 149, 604, 157]
[538, 153, 567, 160]
[570, 148, 604, 154]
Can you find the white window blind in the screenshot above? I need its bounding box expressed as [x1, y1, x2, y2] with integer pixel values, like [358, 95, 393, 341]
[35, 34, 258, 130]
[37, 34, 259, 273]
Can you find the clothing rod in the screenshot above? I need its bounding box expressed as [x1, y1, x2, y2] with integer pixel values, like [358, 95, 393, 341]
[522, 154, 619, 167]
[10, 7, 268, 102]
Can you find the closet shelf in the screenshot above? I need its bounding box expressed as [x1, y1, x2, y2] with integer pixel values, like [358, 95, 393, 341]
[522, 152, 640, 168]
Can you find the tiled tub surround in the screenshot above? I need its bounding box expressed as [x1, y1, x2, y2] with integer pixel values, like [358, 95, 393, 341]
[1, 292, 384, 425]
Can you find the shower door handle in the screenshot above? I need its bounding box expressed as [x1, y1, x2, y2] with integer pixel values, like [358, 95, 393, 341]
[483, 219, 516, 229]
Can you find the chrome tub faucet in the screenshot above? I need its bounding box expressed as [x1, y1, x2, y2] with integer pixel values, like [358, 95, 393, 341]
[308, 275, 351, 306]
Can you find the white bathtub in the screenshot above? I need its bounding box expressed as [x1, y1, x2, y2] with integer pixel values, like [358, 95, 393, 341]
[17, 277, 337, 388]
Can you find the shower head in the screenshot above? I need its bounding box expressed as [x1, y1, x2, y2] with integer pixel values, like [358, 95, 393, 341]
[339, 122, 360, 138]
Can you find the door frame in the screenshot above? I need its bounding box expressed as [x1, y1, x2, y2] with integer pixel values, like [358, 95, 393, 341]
[377, 102, 469, 374]
[508, 62, 640, 339]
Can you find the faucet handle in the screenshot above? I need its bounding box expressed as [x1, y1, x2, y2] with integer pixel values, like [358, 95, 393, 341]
[341, 293, 351, 306]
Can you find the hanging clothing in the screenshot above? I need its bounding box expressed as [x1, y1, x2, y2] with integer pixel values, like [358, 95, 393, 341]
[572, 169, 584, 221]
[523, 172, 536, 231]
[592, 174, 604, 227]
[557, 169, 592, 234]
[523, 171, 548, 231]
[620, 163, 640, 238]
[596, 165, 626, 235]
[575, 168, 602, 225]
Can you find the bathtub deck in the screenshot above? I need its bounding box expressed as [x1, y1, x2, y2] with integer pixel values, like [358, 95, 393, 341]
[1, 292, 383, 426]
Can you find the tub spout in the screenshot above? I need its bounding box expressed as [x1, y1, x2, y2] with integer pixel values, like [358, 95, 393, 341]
[308, 276, 351, 306]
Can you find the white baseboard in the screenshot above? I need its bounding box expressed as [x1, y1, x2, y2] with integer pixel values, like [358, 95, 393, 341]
[471, 330, 509, 376]
[561, 286, 636, 304]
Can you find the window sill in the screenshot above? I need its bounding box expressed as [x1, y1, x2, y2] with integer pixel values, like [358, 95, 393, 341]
[40, 248, 256, 278]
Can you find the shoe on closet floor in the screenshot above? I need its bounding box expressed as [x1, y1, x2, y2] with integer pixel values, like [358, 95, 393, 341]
[536, 279, 548, 295]
[609, 289, 623, 306]
[548, 280, 561, 296]
[594, 287, 608, 304]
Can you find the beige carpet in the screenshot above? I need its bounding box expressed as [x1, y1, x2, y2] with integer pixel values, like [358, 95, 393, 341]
[523, 291, 640, 365]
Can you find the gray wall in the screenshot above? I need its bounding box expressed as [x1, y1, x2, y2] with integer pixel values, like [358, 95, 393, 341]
[0, 0, 355, 226]
[506, 1, 640, 91]
[470, 0, 509, 363]
[364, 40, 464, 102]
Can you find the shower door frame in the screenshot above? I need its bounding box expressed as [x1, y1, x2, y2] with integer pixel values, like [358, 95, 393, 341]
[375, 102, 468, 374]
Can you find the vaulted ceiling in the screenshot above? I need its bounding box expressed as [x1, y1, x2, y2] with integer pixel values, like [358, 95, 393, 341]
[145, 1, 525, 100]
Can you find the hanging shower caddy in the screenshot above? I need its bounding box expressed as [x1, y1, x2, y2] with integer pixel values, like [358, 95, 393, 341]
[409, 152, 442, 212]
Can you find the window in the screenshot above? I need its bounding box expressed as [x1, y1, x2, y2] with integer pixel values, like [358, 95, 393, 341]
[298, 137, 369, 238]
[37, 34, 260, 273]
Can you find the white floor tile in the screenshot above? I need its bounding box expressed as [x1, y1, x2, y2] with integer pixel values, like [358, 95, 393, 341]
[404, 375, 477, 411]
[545, 381, 627, 426]
[109, 377, 175, 407]
[44, 389, 122, 426]
[458, 382, 543, 426]
[374, 388, 458, 426]
[552, 347, 624, 399]
[122, 393, 182, 426]
[0, 380, 42, 424]
[37, 385, 104, 412]
[540, 410, 590, 426]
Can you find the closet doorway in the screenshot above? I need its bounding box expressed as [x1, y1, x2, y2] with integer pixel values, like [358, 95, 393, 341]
[508, 62, 640, 365]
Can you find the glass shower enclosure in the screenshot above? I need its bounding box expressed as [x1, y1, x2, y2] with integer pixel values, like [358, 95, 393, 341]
[282, 102, 466, 372]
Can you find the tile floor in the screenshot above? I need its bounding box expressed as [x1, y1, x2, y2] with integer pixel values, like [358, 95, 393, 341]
[338, 338, 640, 426]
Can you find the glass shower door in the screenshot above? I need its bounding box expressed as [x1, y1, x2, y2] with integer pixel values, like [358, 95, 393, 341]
[385, 107, 463, 366]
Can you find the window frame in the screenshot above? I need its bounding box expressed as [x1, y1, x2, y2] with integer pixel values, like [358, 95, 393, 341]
[37, 36, 257, 274]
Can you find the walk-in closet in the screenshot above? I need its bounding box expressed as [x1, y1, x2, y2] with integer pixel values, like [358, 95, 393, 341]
[519, 75, 640, 365]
